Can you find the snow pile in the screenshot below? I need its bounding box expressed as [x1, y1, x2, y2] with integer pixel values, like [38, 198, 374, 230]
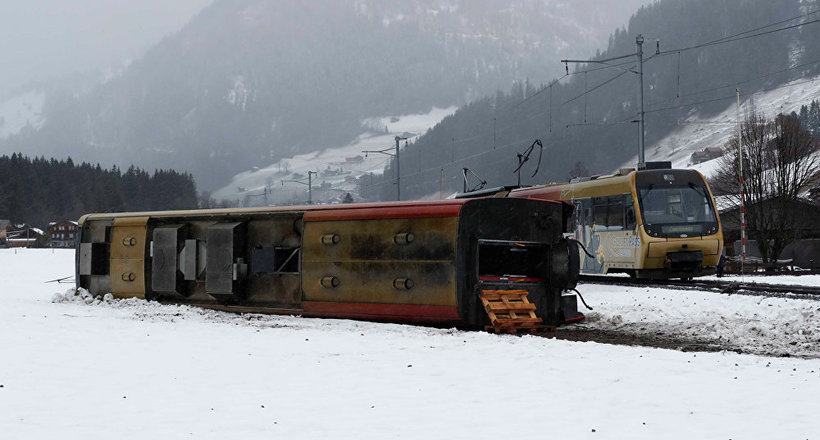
[576, 283, 820, 357]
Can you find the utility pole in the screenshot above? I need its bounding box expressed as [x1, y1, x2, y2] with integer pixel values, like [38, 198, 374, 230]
[636, 34, 646, 169]
[363, 135, 406, 201]
[281, 170, 317, 204]
[736, 88, 746, 276]
[561, 34, 647, 169]
[308, 171, 315, 204]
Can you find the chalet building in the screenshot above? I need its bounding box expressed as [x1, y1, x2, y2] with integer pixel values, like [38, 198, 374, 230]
[6, 227, 44, 248]
[48, 220, 79, 248]
[689, 147, 723, 165]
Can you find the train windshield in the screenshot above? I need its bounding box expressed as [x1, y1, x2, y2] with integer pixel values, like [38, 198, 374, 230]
[477, 240, 547, 280]
[637, 177, 718, 238]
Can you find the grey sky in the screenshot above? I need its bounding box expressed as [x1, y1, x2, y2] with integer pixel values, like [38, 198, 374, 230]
[0, 0, 213, 94]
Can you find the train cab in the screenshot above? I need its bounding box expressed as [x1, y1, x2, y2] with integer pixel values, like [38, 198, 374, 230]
[510, 165, 724, 280]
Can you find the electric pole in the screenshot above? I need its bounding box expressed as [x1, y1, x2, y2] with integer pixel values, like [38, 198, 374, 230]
[363, 135, 406, 201]
[636, 34, 646, 169]
[281, 170, 317, 204]
[561, 34, 647, 169]
[736, 88, 746, 276]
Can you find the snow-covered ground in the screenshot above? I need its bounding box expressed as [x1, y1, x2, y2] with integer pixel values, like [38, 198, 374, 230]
[211, 107, 456, 206]
[575, 282, 820, 357]
[622, 74, 820, 177]
[2, 248, 820, 438]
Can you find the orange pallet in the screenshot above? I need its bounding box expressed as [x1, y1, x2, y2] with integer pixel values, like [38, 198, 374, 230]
[479, 290, 555, 334]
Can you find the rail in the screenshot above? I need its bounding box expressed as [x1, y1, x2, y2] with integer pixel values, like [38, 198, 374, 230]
[578, 275, 820, 298]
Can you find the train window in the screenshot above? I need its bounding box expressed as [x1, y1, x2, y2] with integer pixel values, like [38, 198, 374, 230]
[569, 201, 580, 230]
[625, 194, 636, 229]
[593, 197, 608, 227]
[608, 197, 624, 230]
[592, 196, 628, 231]
[274, 247, 300, 274]
[477, 240, 547, 280]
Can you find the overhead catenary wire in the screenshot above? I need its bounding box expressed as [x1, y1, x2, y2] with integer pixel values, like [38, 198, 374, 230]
[645, 76, 819, 115]
[647, 56, 820, 108]
[370, 9, 820, 196]
[656, 16, 820, 57]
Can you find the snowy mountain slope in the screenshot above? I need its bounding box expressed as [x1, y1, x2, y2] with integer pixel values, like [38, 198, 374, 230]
[210, 107, 456, 205]
[0, 90, 45, 139]
[622, 74, 820, 177]
[3, 249, 820, 438]
[0, 0, 651, 191]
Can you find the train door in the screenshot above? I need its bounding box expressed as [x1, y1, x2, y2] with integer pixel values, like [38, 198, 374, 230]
[109, 216, 149, 299]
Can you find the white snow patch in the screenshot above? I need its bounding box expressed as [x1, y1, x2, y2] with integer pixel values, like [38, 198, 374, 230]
[0, 90, 46, 138]
[226, 75, 251, 111]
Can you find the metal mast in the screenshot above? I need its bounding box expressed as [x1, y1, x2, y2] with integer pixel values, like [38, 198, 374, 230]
[363, 136, 406, 201]
[281, 170, 317, 204]
[561, 34, 647, 170]
[636, 35, 646, 169]
[736, 88, 746, 276]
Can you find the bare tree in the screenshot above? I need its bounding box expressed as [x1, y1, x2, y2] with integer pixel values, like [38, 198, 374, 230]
[712, 104, 819, 262]
[568, 161, 590, 180]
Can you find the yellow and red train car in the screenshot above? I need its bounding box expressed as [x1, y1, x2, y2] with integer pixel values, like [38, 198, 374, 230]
[510, 166, 723, 280]
[76, 197, 582, 327]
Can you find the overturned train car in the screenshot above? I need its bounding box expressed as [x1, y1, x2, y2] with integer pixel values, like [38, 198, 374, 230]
[76, 197, 581, 327]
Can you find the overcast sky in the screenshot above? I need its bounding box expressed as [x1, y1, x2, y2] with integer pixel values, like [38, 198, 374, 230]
[0, 0, 213, 94]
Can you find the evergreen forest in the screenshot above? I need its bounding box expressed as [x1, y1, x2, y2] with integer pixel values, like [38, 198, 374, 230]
[0, 154, 198, 227]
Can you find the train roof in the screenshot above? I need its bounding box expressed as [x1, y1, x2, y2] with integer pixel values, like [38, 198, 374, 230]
[78, 196, 567, 225]
[509, 167, 709, 200]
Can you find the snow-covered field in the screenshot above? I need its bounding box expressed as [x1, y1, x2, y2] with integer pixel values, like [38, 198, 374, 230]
[2, 248, 820, 439]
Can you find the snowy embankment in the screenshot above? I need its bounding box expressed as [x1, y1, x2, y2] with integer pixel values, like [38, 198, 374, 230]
[2, 249, 819, 439]
[575, 283, 820, 357]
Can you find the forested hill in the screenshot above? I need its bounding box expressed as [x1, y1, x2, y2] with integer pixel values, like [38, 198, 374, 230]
[363, 0, 820, 201]
[0, 154, 197, 227]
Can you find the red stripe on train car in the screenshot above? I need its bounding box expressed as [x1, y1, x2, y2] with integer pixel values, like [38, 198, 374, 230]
[302, 301, 462, 323]
[303, 201, 466, 221]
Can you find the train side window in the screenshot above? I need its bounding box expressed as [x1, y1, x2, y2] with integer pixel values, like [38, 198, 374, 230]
[625, 194, 636, 229]
[593, 197, 608, 227]
[607, 196, 624, 231]
[274, 247, 300, 274]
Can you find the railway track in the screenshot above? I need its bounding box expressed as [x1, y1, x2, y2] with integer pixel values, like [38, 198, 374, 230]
[578, 275, 820, 298]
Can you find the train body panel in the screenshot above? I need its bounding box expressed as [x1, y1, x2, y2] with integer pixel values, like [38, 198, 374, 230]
[76, 197, 580, 327]
[510, 167, 723, 279]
